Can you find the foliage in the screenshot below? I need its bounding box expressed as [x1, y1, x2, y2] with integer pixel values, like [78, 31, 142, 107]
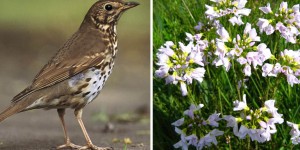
[153, 0, 300, 149]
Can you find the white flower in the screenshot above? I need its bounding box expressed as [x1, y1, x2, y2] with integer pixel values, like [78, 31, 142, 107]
[249, 129, 265, 142]
[183, 104, 203, 119]
[207, 112, 221, 127]
[236, 125, 249, 139]
[244, 23, 260, 42]
[155, 67, 169, 78]
[229, 15, 244, 26]
[190, 68, 206, 83]
[203, 129, 224, 146]
[279, 2, 288, 13]
[264, 25, 275, 35]
[174, 136, 188, 150]
[217, 27, 230, 42]
[214, 57, 231, 71]
[237, 57, 247, 65]
[223, 115, 237, 127]
[232, 0, 248, 9]
[264, 100, 283, 119]
[179, 42, 193, 54]
[235, 8, 251, 16]
[233, 94, 248, 111]
[175, 127, 183, 134]
[159, 41, 175, 56]
[267, 117, 284, 129]
[272, 63, 282, 75]
[257, 43, 272, 61]
[287, 74, 299, 87]
[185, 33, 194, 42]
[180, 82, 188, 96]
[205, 5, 219, 18]
[287, 121, 300, 145]
[165, 74, 176, 84]
[185, 134, 198, 146]
[257, 18, 270, 33]
[243, 64, 252, 76]
[195, 22, 204, 31]
[262, 63, 274, 77]
[259, 3, 272, 14]
[172, 118, 185, 127]
[156, 53, 170, 66]
[287, 121, 300, 137]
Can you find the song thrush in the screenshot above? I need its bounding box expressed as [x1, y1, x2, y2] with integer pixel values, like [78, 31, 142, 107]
[0, 0, 139, 149]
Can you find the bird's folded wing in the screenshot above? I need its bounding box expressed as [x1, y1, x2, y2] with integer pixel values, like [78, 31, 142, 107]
[11, 55, 105, 103]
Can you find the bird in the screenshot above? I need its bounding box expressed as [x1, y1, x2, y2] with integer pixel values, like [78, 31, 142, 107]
[0, 0, 139, 150]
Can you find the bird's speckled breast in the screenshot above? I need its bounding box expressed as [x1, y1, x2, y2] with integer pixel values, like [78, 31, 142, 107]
[68, 59, 115, 105]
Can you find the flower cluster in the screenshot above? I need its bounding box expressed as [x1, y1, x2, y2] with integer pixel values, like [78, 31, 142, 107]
[155, 35, 206, 96]
[262, 49, 300, 86]
[258, 2, 300, 43]
[205, 0, 251, 26]
[213, 23, 272, 76]
[287, 121, 300, 144]
[172, 104, 223, 150]
[224, 95, 284, 142]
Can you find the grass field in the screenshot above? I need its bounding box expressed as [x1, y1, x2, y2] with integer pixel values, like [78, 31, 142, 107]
[153, 0, 300, 149]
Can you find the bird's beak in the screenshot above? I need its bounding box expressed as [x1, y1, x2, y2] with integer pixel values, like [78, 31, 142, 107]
[123, 1, 140, 10]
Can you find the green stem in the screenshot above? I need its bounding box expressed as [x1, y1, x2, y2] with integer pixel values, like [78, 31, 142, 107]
[181, 0, 196, 23]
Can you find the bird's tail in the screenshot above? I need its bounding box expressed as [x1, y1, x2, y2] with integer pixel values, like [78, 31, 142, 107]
[0, 102, 27, 122]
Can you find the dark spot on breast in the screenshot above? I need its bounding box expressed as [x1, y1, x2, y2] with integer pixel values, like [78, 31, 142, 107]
[97, 86, 101, 90]
[92, 92, 96, 96]
[99, 76, 102, 80]
[108, 71, 111, 74]
[82, 92, 91, 97]
[85, 78, 92, 82]
[101, 62, 109, 70]
[101, 72, 106, 76]
[78, 83, 89, 91]
[104, 75, 107, 79]
[72, 90, 82, 96]
[93, 81, 97, 84]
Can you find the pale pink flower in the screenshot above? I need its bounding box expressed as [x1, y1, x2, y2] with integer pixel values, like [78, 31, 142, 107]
[229, 15, 244, 26]
[207, 112, 221, 127]
[287, 74, 299, 87]
[259, 3, 272, 14]
[262, 63, 274, 77]
[257, 18, 269, 33]
[190, 68, 206, 83]
[180, 82, 188, 96]
[194, 22, 204, 31]
[233, 94, 248, 111]
[243, 64, 252, 76]
[217, 27, 230, 42]
[172, 118, 185, 127]
[279, 2, 288, 13]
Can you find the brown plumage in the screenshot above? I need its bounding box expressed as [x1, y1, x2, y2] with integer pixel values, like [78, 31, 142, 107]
[0, 0, 139, 149]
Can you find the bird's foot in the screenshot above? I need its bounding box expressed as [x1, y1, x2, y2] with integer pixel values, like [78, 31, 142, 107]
[56, 142, 81, 149]
[79, 144, 113, 150]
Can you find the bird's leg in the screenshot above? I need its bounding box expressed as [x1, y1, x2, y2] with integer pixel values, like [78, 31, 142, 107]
[56, 108, 81, 149]
[75, 108, 113, 150]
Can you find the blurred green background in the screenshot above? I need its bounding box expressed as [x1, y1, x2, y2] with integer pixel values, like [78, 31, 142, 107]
[0, 0, 150, 149]
[0, 0, 150, 113]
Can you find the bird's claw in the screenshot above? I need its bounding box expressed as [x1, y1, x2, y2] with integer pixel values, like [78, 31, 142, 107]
[56, 142, 82, 149]
[79, 144, 113, 150]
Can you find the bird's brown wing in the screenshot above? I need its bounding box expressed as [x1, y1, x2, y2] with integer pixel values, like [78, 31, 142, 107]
[11, 30, 107, 103]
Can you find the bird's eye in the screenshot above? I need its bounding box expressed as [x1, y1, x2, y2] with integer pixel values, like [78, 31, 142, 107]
[104, 4, 113, 11]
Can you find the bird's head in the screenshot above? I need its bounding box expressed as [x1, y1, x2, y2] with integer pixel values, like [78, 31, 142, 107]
[84, 0, 139, 27]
